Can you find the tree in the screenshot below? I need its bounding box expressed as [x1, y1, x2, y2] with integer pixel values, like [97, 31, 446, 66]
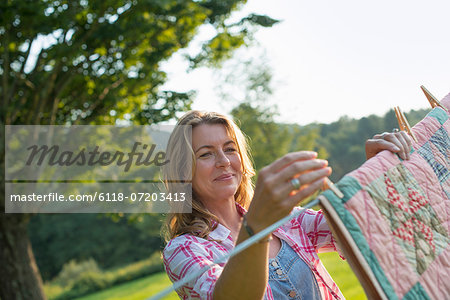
[289, 124, 328, 159]
[316, 108, 429, 181]
[0, 1, 278, 298]
[232, 102, 291, 170]
[215, 53, 289, 170]
[222, 54, 326, 173]
[28, 213, 165, 280]
[227, 59, 328, 204]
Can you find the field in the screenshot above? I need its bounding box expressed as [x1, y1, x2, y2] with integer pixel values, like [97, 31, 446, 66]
[318, 252, 367, 300]
[75, 251, 366, 300]
[75, 272, 178, 300]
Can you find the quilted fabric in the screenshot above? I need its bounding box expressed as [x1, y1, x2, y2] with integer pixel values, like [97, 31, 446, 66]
[320, 93, 450, 300]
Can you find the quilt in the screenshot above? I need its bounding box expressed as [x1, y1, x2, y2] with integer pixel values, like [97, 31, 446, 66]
[319, 93, 450, 300]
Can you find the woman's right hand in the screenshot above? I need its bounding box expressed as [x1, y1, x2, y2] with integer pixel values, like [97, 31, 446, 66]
[245, 151, 331, 233]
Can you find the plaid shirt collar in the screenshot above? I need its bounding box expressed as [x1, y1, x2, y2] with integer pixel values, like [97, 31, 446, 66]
[207, 201, 247, 243]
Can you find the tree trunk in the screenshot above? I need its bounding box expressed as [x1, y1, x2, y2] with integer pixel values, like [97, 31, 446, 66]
[1, 157, 46, 300]
[1, 214, 47, 300]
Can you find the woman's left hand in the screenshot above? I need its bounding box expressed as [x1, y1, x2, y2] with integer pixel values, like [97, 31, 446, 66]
[365, 130, 413, 160]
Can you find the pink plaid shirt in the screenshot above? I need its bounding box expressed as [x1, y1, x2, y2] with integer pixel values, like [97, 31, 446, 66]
[163, 203, 345, 300]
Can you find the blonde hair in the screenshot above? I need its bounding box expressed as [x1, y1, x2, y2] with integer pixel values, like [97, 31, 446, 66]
[162, 111, 255, 241]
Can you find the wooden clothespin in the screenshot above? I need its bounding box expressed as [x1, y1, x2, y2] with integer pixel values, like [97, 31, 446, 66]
[420, 85, 449, 113]
[324, 177, 344, 199]
[394, 106, 418, 143]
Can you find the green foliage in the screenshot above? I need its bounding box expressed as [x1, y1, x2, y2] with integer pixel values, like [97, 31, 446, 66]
[106, 251, 164, 283]
[188, 13, 279, 68]
[231, 103, 328, 175]
[317, 108, 429, 181]
[232, 102, 291, 171]
[46, 253, 164, 299]
[1, 0, 279, 126]
[68, 271, 110, 297]
[219, 54, 326, 173]
[28, 213, 165, 280]
[285, 124, 329, 158]
[53, 258, 101, 288]
[218, 54, 294, 171]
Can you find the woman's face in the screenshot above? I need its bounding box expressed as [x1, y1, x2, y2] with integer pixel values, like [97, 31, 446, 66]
[192, 124, 243, 204]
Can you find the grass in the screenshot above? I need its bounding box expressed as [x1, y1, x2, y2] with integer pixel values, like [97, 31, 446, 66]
[75, 272, 178, 300]
[319, 251, 367, 300]
[44, 252, 166, 300]
[75, 252, 367, 300]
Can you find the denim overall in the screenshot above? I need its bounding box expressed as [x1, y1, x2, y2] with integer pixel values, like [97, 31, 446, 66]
[267, 239, 322, 299]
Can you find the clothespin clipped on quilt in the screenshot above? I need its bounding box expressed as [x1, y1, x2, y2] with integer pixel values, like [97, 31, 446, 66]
[323, 177, 344, 199]
[420, 85, 449, 113]
[394, 106, 419, 143]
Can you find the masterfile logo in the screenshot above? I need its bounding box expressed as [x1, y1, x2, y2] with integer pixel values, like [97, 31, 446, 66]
[5, 125, 192, 214]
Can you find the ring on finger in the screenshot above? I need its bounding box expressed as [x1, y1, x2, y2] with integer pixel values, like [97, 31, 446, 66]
[290, 178, 301, 190]
[392, 128, 399, 133]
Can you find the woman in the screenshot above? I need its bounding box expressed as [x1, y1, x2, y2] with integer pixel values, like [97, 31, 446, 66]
[162, 111, 412, 300]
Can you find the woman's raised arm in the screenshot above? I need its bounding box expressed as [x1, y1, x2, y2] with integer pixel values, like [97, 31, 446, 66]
[213, 151, 331, 299]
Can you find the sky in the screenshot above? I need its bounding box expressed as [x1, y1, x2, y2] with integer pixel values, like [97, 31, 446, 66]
[162, 0, 450, 125]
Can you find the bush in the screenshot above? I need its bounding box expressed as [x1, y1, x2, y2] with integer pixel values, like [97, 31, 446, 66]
[70, 271, 111, 295]
[109, 252, 164, 284]
[53, 258, 101, 287]
[48, 253, 164, 300]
